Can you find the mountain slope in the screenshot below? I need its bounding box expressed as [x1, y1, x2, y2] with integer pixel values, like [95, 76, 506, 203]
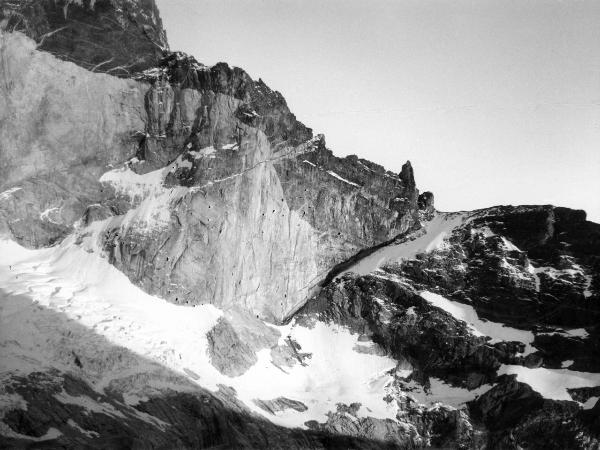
[0, 25, 420, 322]
[2, 209, 598, 448]
[0, 0, 599, 448]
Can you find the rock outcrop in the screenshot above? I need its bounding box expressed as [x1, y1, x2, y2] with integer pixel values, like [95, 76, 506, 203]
[390, 206, 600, 372]
[0, 0, 168, 75]
[295, 207, 600, 448]
[468, 375, 599, 449]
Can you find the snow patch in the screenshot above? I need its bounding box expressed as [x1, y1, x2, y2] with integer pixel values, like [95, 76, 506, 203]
[583, 274, 593, 298]
[189, 146, 216, 159]
[0, 238, 399, 430]
[326, 170, 361, 187]
[99, 165, 193, 232]
[401, 378, 492, 408]
[537, 328, 589, 339]
[527, 263, 541, 292]
[420, 291, 536, 355]
[99, 166, 164, 202]
[534, 264, 587, 282]
[66, 419, 99, 438]
[583, 397, 599, 409]
[343, 213, 466, 277]
[0, 187, 21, 201]
[39, 207, 61, 224]
[501, 237, 521, 252]
[498, 365, 600, 405]
[55, 391, 125, 418]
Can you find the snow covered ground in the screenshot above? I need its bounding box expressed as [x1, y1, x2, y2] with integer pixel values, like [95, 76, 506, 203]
[498, 365, 600, 408]
[420, 291, 536, 355]
[0, 232, 398, 428]
[341, 212, 466, 277]
[402, 378, 492, 408]
[419, 291, 600, 406]
[1, 203, 597, 431]
[238, 321, 398, 427]
[99, 163, 191, 233]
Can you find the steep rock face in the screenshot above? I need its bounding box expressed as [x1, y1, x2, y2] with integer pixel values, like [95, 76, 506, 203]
[417, 191, 435, 219]
[138, 51, 313, 150]
[0, 0, 168, 76]
[0, 21, 420, 321]
[0, 31, 147, 247]
[275, 151, 419, 273]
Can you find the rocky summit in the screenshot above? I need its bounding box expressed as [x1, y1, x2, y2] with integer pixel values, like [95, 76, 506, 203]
[0, 1, 598, 449]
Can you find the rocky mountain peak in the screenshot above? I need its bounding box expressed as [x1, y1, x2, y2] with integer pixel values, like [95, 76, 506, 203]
[399, 160, 416, 188]
[0, 5, 423, 322]
[135, 48, 314, 151]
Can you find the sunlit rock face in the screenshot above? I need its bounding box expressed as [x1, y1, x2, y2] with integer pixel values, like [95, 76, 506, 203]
[0, 31, 147, 246]
[0, 2, 420, 321]
[100, 66, 419, 321]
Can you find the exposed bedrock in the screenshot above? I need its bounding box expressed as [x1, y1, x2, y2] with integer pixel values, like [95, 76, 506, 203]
[298, 261, 600, 448]
[391, 206, 600, 344]
[468, 375, 600, 450]
[0, 31, 147, 246]
[0, 0, 168, 76]
[299, 273, 518, 389]
[0, 27, 420, 321]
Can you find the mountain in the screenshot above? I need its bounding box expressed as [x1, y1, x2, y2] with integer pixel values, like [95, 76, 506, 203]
[0, 1, 598, 448]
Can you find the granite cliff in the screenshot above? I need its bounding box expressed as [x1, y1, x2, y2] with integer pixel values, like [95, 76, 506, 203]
[0, 0, 420, 322]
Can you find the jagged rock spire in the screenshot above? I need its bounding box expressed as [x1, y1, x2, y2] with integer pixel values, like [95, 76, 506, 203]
[399, 160, 415, 188]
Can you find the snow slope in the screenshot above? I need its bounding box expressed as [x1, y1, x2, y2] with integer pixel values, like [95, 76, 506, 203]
[0, 229, 398, 428]
[420, 291, 536, 355]
[498, 365, 600, 408]
[342, 212, 466, 277]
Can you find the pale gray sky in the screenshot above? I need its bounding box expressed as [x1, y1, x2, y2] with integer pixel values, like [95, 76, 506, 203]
[158, 0, 600, 222]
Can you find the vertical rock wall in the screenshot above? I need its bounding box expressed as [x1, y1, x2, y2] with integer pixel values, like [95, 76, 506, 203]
[0, 8, 422, 321]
